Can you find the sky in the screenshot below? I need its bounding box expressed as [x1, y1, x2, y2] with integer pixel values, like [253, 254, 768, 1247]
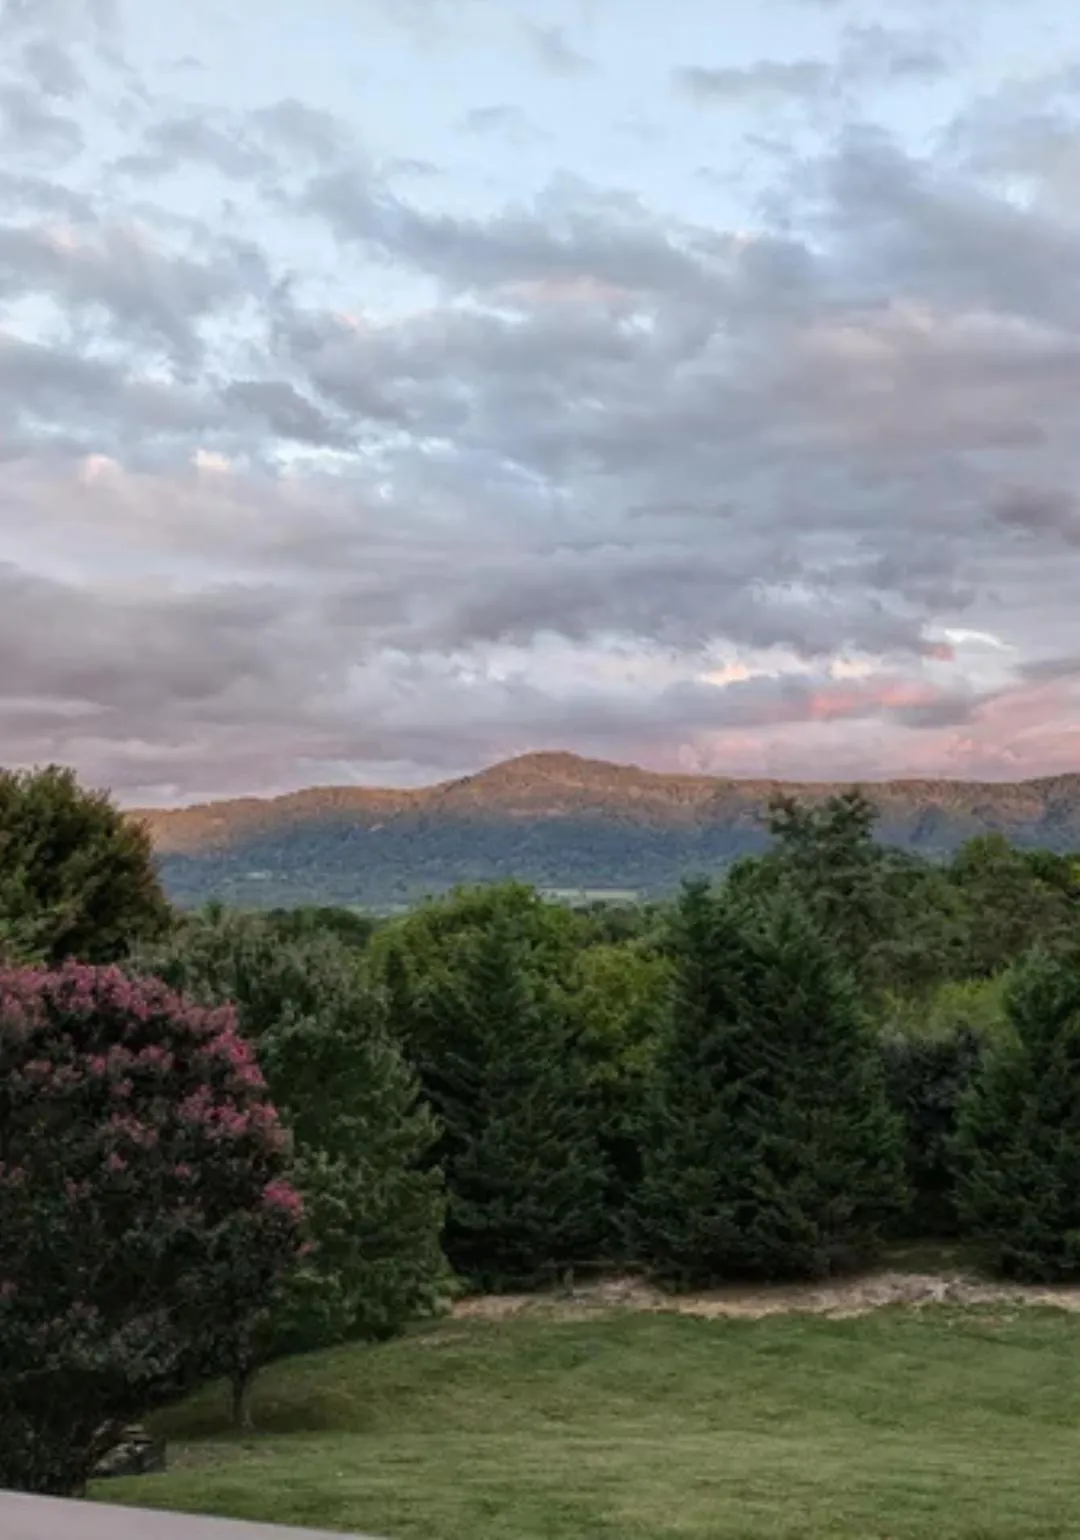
[3, 0, 1080, 805]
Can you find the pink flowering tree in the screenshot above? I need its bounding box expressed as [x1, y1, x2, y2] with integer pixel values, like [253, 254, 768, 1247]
[0, 963, 304, 1497]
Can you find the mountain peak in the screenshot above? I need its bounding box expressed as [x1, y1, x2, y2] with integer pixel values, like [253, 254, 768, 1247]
[468, 750, 601, 783]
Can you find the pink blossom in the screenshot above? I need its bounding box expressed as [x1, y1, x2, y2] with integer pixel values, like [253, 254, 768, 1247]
[107, 1113, 159, 1149]
[106, 1152, 127, 1174]
[174, 1162, 193, 1180]
[262, 1179, 304, 1219]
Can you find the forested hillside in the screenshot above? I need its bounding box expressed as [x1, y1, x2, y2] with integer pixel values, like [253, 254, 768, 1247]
[135, 751, 1080, 909]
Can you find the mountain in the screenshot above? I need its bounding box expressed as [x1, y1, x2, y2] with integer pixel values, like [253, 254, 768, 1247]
[132, 750, 1080, 911]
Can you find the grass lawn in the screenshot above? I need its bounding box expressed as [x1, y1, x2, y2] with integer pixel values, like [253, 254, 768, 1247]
[95, 1304, 1080, 1540]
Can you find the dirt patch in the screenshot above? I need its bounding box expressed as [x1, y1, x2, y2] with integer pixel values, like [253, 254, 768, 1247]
[451, 1270, 1080, 1323]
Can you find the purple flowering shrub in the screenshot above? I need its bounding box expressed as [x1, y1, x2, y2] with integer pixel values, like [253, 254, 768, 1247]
[0, 962, 304, 1496]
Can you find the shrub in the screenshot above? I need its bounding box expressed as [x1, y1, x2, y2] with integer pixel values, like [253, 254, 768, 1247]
[139, 909, 447, 1399]
[0, 765, 171, 965]
[637, 881, 907, 1285]
[0, 963, 302, 1495]
[954, 949, 1080, 1280]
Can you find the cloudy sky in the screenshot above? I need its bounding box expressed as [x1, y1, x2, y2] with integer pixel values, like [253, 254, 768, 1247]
[3, 0, 1080, 805]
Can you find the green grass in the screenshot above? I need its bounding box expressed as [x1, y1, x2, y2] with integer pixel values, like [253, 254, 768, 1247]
[95, 1305, 1080, 1539]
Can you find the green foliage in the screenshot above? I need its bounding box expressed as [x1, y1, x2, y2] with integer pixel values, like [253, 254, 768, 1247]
[0, 963, 301, 1495]
[380, 892, 607, 1288]
[138, 909, 447, 1382]
[880, 1027, 986, 1238]
[637, 880, 907, 1285]
[262, 905, 379, 950]
[730, 791, 968, 1000]
[881, 973, 1012, 1044]
[954, 948, 1080, 1281]
[565, 938, 671, 1248]
[0, 765, 171, 965]
[947, 835, 1075, 977]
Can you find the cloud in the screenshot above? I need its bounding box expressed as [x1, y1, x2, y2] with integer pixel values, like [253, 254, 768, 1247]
[2, 1, 1080, 799]
[114, 112, 275, 181]
[460, 104, 546, 146]
[0, 81, 82, 159]
[19, 38, 84, 98]
[675, 60, 831, 104]
[521, 21, 594, 76]
[674, 25, 952, 107]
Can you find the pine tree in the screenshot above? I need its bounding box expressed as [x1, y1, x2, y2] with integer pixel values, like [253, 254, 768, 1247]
[954, 948, 1080, 1281]
[409, 911, 608, 1289]
[637, 880, 906, 1285]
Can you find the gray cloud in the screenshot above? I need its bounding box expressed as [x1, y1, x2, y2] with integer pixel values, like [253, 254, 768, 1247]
[675, 25, 952, 107]
[522, 22, 595, 76]
[114, 112, 275, 181]
[460, 104, 545, 146]
[20, 38, 83, 98]
[3, 4, 1080, 798]
[0, 81, 82, 158]
[676, 60, 831, 104]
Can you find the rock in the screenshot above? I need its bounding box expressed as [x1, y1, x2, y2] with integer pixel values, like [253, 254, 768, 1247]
[92, 1424, 167, 1479]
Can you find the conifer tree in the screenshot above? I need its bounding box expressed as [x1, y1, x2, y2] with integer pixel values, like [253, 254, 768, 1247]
[954, 947, 1080, 1280]
[638, 880, 906, 1284]
[406, 910, 608, 1288]
[138, 909, 447, 1395]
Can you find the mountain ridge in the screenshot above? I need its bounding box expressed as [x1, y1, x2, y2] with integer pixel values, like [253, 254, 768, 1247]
[134, 751, 1080, 853]
[131, 751, 1080, 910]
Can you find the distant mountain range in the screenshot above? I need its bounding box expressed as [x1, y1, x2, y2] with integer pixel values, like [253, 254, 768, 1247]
[132, 750, 1080, 911]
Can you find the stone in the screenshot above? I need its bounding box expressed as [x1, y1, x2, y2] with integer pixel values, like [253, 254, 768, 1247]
[91, 1424, 167, 1480]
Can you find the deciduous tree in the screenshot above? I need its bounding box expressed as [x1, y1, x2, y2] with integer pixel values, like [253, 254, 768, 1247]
[0, 963, 302, 1494]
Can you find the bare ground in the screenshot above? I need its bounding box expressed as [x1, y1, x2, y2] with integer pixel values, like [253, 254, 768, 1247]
[451, 1268, 1080, 1323]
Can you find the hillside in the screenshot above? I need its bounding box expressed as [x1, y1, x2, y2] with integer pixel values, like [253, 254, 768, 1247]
[132, 750, 1080, 910]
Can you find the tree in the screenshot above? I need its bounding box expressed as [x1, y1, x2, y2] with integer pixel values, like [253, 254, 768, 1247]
[0, 963, 302, 1495]
[637, 881, 906, 1285]
[730, 790, 968, 1000]
[384, 908, 607, 1288]
[0, 765, 171, 965]
[947, 835, 1073, 978]
[565, 939, 671, 1249]
[953, 948, 1080, 1280]
[139, 908, 447, 1420]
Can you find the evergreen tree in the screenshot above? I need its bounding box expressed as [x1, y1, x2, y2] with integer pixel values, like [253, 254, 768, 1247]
[638, 880, 906, 1285]
[138, 909, 447, 1399]
[954, 947, 1080, 1280]
[400, 910, 607, 1289]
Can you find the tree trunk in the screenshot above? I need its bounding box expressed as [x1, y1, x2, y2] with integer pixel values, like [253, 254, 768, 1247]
[230, 1367, 255, 1432]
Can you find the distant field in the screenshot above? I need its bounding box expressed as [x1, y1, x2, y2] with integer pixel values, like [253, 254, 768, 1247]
[98, 1293, 1080, 1540]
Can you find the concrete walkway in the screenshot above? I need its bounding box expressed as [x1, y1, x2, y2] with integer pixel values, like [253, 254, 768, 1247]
[0, 1491, 384, 1540]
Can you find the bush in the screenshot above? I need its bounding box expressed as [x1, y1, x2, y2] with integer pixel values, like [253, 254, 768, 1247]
[0, 963, 302, 1495]
[139, 909, 447, 1393]
[0, 765, 171, 965]
[637, 881, 907, 1285]
[954, 949, 1080, 1280]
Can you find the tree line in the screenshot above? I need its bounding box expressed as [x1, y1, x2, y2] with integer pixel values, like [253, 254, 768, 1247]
[3, 765, 1080, 1494]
